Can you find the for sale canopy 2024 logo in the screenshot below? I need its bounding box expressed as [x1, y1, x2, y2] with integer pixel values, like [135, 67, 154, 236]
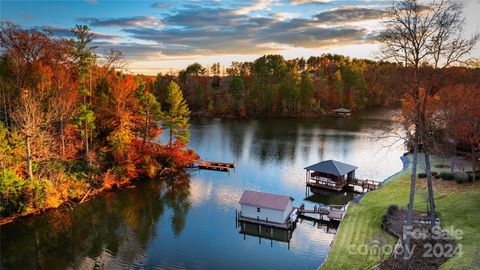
[347, 225, 463, 259]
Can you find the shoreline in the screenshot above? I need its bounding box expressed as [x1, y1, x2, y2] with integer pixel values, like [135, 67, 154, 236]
[0, 169, 182, 226]
[320, 153, 480, 269]
[320, 154, 409, 268]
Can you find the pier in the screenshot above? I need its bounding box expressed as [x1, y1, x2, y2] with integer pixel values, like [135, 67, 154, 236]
[197, 160, 236, 171]
[296, 204, 347, 222]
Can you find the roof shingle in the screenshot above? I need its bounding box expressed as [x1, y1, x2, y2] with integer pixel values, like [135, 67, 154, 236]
[304, 160, 357, 176]
[239, 190, 293, 211]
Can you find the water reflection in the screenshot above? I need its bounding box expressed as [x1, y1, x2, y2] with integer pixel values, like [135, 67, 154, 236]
[304, 188, 356, 206]
[1, 173, 191, 269]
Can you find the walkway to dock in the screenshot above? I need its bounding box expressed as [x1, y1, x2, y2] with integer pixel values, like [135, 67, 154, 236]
[347, 178, 379, 192]
[296, 204, 347, 222]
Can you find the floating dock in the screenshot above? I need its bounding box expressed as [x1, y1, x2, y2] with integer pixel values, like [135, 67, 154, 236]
[197, 160, 236, 171]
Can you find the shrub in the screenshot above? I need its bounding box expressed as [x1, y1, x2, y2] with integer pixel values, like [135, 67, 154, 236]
[466, 171, 480, 182]
[439, 172, 454, 180]
[434, 164, 450, 169]
[454, 172, 469, 184]
[0, 169, 29, 217]
[431, 171, 438, 177]
[418, 173, 427, 178]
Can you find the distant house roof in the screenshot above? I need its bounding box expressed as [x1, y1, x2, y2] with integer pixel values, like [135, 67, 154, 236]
[304, 160, 358, 176]
[331, 108, 351, 113]
[239, 190, 293, 211]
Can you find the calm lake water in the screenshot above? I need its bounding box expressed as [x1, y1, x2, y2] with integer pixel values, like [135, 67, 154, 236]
[1, 108, 404, 270]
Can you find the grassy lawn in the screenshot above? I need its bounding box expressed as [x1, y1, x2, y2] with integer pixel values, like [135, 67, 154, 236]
[321, 154, 480, 270]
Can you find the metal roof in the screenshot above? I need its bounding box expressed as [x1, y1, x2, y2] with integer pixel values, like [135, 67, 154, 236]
[331, 108, 351, 113]
[304, 160, 358, 176]
[239, 190, 293, 211]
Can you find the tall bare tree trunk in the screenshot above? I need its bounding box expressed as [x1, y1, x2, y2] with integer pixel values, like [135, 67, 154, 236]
[403, 133, 418, 270]
[25, 135, 33, 180]
[472, 143, 477, 182]
[85, 124, 89, 162]
[2, 88, 9, 128]
[403, 81, 420, 270]
[425, 152, 436, 227]
[60, 115, 65, 157]
[451, 147, 456, 173]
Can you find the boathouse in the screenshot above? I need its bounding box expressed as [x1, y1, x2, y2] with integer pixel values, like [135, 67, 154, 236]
[330, 108, 352, 117]
[238, 190, 294, 224]
[304, 160, 358, 191]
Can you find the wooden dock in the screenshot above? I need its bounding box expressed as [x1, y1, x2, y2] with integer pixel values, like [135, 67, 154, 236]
[306, 178, 379, 192]
[296, 204, 347, 222]
[197, 160, 236, 172]
[347, 178, 379, 192]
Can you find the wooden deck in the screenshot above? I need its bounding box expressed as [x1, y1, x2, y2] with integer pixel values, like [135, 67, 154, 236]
[306, 179, 344, 191]
[297, 205, 346, 222]
[306, 177, 379, 192]
[237, 213, 295, 230]
[197, 160, 236, 171]
[347, 178, 379, 191]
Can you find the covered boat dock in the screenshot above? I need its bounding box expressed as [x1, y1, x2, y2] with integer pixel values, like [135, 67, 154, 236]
[304, 160, 379, 192]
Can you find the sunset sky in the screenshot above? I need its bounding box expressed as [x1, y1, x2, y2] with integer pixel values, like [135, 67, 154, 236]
[2, 0, 479, 74]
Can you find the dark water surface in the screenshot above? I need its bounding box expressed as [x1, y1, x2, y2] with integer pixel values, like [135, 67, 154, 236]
[1, 109, 404, 270]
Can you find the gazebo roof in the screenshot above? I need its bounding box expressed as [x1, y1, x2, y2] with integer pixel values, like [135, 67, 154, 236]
[304, 160, 358, 176]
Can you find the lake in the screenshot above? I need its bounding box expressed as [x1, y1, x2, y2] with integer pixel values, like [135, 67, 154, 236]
[1, 108, 405, 270]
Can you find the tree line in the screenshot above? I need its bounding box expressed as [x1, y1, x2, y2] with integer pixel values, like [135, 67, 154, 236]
[0, 22, 196, 219]
[152, 54, 406, 118]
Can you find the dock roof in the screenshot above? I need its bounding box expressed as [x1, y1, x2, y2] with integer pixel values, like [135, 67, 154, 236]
[331, 108, 351, 113]
[304, 160, 358, 176]
[239, 190, 293, 211]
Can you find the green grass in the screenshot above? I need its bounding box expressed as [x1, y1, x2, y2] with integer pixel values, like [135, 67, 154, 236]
[321, 154, 480, 270]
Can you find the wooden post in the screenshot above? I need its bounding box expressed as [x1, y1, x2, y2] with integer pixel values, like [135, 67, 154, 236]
[235, 210, 238, 228]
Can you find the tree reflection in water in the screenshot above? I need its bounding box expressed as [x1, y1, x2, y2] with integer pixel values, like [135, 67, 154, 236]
[0, 173, 192, 269]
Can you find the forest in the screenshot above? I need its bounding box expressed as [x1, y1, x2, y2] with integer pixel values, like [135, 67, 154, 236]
[153, 55, 405, 117]
[0, 23, 197, 221]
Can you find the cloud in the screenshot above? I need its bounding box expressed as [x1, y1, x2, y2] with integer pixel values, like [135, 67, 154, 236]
[38, 26, 121, 40]
[79, 16, 162, 28]
[290, 0, 334, 4]
[118, 6, 375, 57]
[260, 27, 370, 48]
[151, 2, 168, 8]
[92, 41, 165, 60]
[235, 0, 276, 15]
[314, 6, 386, 23]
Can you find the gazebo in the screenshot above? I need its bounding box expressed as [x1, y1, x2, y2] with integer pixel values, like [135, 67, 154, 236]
[304, 160, 358, 191]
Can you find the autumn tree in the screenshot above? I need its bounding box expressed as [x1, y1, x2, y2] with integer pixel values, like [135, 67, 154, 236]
[71, 25, 96, 163]
[135, 78, 162, 146]
[440, 83, 480, 181]
[163, 81, 190, 145]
